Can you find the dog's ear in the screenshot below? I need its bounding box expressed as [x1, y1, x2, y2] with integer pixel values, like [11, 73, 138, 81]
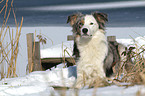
[67, 13, 81, 26]
[92, 12, 108, 29]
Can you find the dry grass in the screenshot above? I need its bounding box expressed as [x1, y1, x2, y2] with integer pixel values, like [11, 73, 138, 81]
[104, 40, 145, 88]
[62, 42, 76, 68]
[117, 43, 145, 85]
[0, 0, 23, 79]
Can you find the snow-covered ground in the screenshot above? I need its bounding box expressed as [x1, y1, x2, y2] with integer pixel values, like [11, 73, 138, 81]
[0, 65, 145, 96]
[1, 65, 145, 96]
[0, 26, 145, 95]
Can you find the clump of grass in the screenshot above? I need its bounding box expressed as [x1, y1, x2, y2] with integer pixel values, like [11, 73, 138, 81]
[0, 0, 23, 79]
[111, 38, 145, 86]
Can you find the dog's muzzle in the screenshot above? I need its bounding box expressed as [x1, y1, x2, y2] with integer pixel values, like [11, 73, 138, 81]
[82, 28, 88, 34]
[81, 28, 92, 37]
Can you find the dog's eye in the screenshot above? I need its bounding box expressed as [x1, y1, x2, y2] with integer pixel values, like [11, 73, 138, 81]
[79, 22, 83, 25]
[90, 23, 94, 25]
[78, 22, 84, 28]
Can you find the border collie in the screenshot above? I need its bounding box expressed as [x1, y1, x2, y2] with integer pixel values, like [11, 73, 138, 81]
[67, 12, 128, 88]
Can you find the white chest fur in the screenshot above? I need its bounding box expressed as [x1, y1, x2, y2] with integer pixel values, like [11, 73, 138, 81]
[77, 30, 108, 79]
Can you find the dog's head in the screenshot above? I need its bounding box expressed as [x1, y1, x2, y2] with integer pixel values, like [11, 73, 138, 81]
[67, 12, 108, 40]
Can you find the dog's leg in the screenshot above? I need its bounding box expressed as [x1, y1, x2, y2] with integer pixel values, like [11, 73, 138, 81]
[74, 62, 106, 89]
[74, 64, 94, 89]
[73, 70, 84, 89]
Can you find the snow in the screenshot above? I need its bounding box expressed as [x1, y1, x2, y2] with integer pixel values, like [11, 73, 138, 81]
[0, 66, 76, 96]
[41, 41, 74, 58]
[117, 36, 145, 48]
[1, 35, 145, 96]
[0, 66, 145, 96]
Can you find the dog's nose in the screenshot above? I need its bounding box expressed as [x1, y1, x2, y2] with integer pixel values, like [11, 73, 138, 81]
[82, 28, 88, 34]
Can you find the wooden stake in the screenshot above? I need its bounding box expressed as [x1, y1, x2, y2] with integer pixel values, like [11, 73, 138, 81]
[26, 33, 42, 72]
[107, 36, 116, 42]
[67, 35, 73, 41]
[33, 42, 42, 71]
[26, 33, 34, 73]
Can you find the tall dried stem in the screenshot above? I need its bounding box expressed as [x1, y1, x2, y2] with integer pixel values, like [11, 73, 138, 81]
[0, 0, 23, 79]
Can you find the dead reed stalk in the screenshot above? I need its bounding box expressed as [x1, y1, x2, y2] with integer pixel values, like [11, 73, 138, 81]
[62, 43, 76, 68]
[0, 0, 23, 79]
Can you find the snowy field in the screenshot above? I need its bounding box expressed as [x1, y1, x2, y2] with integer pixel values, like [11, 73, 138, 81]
[0, 26, 145, 96]
[1, 66, 145, 96]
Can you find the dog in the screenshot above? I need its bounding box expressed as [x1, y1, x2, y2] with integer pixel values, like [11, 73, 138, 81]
[67, 12, 131, 88]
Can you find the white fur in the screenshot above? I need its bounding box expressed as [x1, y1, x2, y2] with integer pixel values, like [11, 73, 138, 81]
[74, 15, 108, 88]
[81, 15, 99, 36]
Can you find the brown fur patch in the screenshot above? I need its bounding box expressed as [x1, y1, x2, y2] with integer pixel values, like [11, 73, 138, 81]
[75, 34, 80, 38]
[67, 13, 83, 26]
[92, 12, 108, 30]
[78, 19, 85, 27]
[75, 19, 84, 35]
